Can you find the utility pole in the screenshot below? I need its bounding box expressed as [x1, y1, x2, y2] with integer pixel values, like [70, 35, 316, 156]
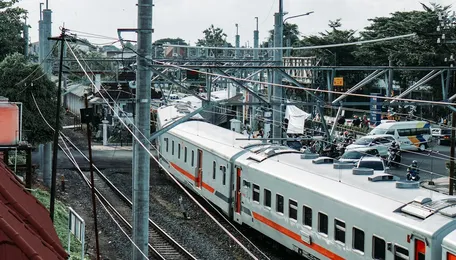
[49, 28, 65, 222]
[23, 17, 29, 58]
[272, 0, 284, 141]
[252, 17, 259, 131]
[83, 94, 101, 259]
[132, 0, 152, 259]
[450, 112, 455, 195]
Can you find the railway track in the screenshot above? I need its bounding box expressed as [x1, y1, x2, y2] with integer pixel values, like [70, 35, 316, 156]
[58, 134, 197, 260]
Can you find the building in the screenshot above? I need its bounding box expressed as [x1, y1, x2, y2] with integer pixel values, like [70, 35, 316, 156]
[0, 160, 68, 259]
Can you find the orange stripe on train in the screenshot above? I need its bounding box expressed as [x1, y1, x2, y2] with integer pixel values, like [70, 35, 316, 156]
[253, 212, 345, 260]
[170, 162, 215, 193]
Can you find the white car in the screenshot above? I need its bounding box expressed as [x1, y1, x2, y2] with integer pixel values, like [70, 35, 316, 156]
[355, 156, 386, 172]
[338, 147, 380, 164]
[345, 134, 398, 157]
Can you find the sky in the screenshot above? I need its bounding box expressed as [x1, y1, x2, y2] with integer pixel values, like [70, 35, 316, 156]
[15, 0, 456, 47]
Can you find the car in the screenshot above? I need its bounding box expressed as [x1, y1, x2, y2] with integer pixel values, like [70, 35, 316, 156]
[355, 156, 386, 172]
[439, 129, 451, 146]
[345, 134, 397, 157]
[338, 147, 380, 164]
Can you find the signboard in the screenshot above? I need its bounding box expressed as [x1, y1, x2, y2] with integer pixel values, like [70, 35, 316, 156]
[333, 77, 344, 87]
[0, 100, 21, 146]
[68, 207, 85, 260]
[370, 93, 383, 126]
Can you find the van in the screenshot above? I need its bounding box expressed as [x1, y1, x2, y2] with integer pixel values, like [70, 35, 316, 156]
[367, 121, 432, 151]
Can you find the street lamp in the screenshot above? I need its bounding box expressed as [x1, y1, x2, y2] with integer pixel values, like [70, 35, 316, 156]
[283, 11, 314, 24]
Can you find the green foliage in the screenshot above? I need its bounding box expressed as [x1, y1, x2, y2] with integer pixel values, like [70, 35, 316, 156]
[196, 24, 228, 47]
[154, 37, 187, 45]
[32, 189, 88, 260]
[0, 53, 59, 144]
[0, 0, 27, 60]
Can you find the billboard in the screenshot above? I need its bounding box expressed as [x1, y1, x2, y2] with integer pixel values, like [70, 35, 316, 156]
[0, 100, 20, 146]
[370, 93, 383, 127]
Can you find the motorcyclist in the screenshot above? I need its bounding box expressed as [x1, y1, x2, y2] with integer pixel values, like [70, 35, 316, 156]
[407, 160, 420, 181]
[387, 141, 401, 167]
[389, 141, 399, 152]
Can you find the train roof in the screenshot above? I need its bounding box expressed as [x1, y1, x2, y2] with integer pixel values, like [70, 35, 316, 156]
[238, 149, 456, 234]
[443, 229, 456, 250]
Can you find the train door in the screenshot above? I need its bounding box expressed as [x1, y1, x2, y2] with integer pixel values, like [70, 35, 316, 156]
[196, 149, 203, 189]
[234, 167, 242, 224]
[415, 238, 425, 260]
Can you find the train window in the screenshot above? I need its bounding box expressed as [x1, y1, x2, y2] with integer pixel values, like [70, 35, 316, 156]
[178, 144, 181, 159]
[222, 166, 226, 185]
[394, 245, 409, 260]
[276, 194, 284, 214]
[373, 236, 386, 260]
[184, 147, 187, 163]
[252, 184, 260, 203]
[303, 206, 312, 227]
[191, 150, 194, 167]
[264, 189, 271, 207]
[447, 252, 456, 260]
[172, 141, 175, 155]
[288, 200, 298, 221]
[334, 219, 345, 244]
[353, 227, 365, 253]
[165, 138, 169, 152]
[212, 161, 216, 179]
[318, 212, 328, 235]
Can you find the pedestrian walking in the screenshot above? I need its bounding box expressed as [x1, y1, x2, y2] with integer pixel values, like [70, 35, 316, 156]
[178, 196, 190, 220]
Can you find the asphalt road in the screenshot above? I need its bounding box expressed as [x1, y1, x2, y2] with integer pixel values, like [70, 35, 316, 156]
[389, 144, 451, 181]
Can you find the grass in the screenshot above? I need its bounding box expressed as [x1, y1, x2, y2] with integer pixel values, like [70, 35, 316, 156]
[32, 189, 88, 260]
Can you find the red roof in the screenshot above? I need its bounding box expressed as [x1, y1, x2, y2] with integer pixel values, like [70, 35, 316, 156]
[0, 160, 68, 259]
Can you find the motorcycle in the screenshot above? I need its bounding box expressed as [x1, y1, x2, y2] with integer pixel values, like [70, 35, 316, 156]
[387, 149, 401, 168]
[406, 168, 420, 181]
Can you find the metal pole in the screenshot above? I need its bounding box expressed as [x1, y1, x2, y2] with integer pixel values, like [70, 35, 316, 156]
[23, 18, 29, 58]
[49, 29, 65, 222]
[252, 17, 259, 131]
[84, 94, 101, 260]
[272, 0, 284, 141]
[450, 111, 455, 195]
[133, 0, 152, 259]
[387, 59, 393, 97]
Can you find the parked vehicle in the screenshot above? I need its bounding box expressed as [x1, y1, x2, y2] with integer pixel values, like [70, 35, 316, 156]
[367, 121, 432, 151]
[345, 134, 397, 157]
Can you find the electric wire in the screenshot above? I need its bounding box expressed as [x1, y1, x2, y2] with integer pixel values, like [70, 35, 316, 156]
[31, 93, 150, 259]
[65, 40, 262, 260]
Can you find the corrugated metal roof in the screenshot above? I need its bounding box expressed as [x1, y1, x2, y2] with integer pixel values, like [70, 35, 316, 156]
[0, 160, 68, 259]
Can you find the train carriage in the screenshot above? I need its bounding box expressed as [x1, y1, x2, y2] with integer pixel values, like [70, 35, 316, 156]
[156, 104, 456, 260]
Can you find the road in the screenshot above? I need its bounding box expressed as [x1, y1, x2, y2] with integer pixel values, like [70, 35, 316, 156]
[389, 144, 451, 181]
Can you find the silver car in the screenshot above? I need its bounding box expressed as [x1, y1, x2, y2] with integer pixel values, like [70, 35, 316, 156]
[338, 147, 380, 164]
[345, 134, 397, 157]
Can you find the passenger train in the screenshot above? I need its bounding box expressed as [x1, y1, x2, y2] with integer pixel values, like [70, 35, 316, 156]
[156, 103, 456, 260]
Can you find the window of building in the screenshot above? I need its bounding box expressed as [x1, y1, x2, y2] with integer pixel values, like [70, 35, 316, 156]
[289, 199, 298, 221]
[353, 227, 365, 253]
[191, 150, 194, 167]
[372, 236, 386, 260]
[252, 184, 260, 202]
[172, 140, 175, 155]
[318, 212, 328, 235]
[184, 147, 187, 163]
[334, 219, 345, 244]
[178, 144, 181, 159]
[394, 245, 409, 260]
[303, 206, 312, 227]
[264, 189, 271, 207]
[212, 161, 216, 179]
[276, 194, 284, 213]
[165, 138, 169, 152]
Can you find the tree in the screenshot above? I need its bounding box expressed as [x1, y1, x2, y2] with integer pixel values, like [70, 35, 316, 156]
[265, 22, 301, 48]
[196, 25, 228, 47]
[0, 0, 27, 60]
[354, 3, 453, 109]
[154, 38, 187, 45]
[0, 53, 59, 144]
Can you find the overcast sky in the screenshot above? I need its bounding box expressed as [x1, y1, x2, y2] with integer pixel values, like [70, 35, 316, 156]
[16, 0, 456, 46]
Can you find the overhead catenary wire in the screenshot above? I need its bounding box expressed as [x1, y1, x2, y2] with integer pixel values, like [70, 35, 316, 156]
[31, 93, 150, 259]
[65, 40, 261, 260]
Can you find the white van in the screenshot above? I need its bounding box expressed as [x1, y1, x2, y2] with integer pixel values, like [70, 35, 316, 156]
[367, 121, 432, 151]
